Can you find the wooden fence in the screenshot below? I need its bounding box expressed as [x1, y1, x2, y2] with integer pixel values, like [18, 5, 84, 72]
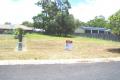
[75, 33, 120, 41]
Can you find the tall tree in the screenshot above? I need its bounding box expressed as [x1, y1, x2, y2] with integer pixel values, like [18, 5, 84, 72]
[22, 21, 33, 27]
[33, 0, 77, 36]
[87, 15, 107, 28]
[74, 19, 86, 27]
[109, 10, 120, 35]
[33, 13, 47, 29]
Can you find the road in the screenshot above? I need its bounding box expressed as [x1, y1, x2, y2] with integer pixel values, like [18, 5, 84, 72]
[0, 62, 120, 80]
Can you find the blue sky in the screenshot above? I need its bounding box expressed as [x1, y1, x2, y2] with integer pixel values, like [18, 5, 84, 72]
[69, 0, 86, 5]
[0, 0, 120, 24]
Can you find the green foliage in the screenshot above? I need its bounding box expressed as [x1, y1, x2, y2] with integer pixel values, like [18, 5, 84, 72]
[44, 14, 76, 36]
[22, 21, 33, 27]
[109, 10, 120, 35]
[33, 0, 78, 36]
[14, 28, 24, 35]
[74, 19, 86, 27]
[87, 15, 107, 28]
[33, 14, 46, 29]
[62, 14, 75, 36]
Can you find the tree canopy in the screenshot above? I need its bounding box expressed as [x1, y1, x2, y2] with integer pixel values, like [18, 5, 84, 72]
[33, 0, 80, 36]
[22, 21, 33, 27]
[86, 15, 107, 28]
[109, 10, 120, 35]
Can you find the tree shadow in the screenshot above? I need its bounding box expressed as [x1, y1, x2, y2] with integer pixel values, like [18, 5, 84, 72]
[107, 48, 120, 53]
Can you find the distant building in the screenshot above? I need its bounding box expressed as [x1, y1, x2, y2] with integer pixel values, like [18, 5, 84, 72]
[0, 24, 33, 34]
[75, 26, 111, 34]
[33, 28, 45, 33]
[0, 24, 14, 34]
[14, 25, 33, 33]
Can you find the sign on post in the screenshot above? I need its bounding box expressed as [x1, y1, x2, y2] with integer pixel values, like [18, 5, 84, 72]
[16, 28, 23, 51]
[65, 40, 73, 50]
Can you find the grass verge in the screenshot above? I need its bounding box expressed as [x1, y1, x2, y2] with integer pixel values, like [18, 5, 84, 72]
[0, 33, 120, 60]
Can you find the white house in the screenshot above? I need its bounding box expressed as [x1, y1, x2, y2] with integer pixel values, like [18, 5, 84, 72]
[0, 24, 33, 34]
[75, 26, 111, 34]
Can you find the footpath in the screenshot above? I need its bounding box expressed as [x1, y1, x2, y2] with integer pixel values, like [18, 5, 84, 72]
[0, 57, 120, 65]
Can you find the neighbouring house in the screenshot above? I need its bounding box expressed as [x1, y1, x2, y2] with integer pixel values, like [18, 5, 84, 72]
[14, 25, 33, 33]
[75, 26, 111, 34]
[74, 26, 120, 41]
[0, 24, 33, 34]
[0, 24, 14, 34]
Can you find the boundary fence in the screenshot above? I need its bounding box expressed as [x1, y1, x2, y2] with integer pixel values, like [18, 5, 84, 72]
[75, 33, 120, 41]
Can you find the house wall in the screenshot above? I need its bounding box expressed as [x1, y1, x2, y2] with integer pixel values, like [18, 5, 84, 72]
[0, 29, 4, 34]
[0, 29, 13, 34]
[75, 26, 111, 34]
[85, 30, 105, 34]
[75, 27, 85, 33]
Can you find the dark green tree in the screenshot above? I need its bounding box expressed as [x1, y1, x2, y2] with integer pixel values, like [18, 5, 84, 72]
[22, 21, 33, 27]
[74, 19, 86, 27]
[109, 10, 120, 35]
[33, 0, 77, 36]
[33, 13, 47, 29]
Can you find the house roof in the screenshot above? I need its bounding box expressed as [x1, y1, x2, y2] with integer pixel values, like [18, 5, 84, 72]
[81, 26, 111, 31]
[0, 24, 14, 29]
[14, 25, 33, 30]
[0, 24, 33, 30]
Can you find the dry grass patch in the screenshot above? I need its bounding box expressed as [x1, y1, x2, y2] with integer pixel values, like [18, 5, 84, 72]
[0, 35, 17, 52]
[0, 34, 120, 60]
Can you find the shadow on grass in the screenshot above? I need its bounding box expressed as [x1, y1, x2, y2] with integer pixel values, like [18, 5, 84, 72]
[44, 34, 75, 38]
[107, 48, 120, 53]
[33, 33, 75, 38]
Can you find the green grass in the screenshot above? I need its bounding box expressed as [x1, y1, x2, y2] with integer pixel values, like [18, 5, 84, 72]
[0, 33, 120, 60]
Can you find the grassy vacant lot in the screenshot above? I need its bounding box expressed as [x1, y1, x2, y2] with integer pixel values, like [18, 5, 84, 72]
[0, 34, 120, 60]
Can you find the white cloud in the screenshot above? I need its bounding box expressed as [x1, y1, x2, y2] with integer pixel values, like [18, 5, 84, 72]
[69, 0, 120, 22]
[0, 0, 120, 24]
[0, 0, 41, 24]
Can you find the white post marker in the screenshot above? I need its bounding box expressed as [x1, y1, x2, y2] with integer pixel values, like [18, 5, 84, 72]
[17, 42, 23, 51]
